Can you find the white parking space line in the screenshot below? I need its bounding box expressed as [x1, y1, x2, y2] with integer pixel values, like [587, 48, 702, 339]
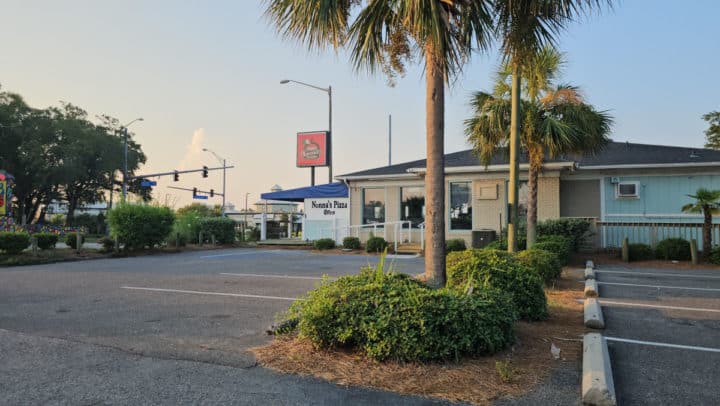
[606, 336, 720, 353]
[597, 281, 720, 292]
[220, 272, 330, 281]
[597, 299, 720, 314]
[199, 251, 272, 259]
[598, 270, 720, 280]
[121, 286, 297, 301]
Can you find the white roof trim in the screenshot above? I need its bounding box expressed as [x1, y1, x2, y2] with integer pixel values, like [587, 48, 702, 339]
[407, 161, 575, 174]
[335, 173, 419, 181]
[578, 162, 720, 170]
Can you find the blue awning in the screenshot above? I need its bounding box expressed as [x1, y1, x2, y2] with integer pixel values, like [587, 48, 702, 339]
[260, 182, 348, 202]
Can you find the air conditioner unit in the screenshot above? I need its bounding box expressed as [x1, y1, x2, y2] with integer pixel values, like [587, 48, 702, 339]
[610, 177, 620, 184]
[616, 182, 639, 198]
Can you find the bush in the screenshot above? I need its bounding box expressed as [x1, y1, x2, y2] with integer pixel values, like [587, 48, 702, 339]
[164, 231, 187, 248]
[537, 218, 592, 251]
[342, 237, 361, 250]
[446, 249, 547, 321]
[655, 238, 691, 261]
[64, 232, 85, 249]
[284, 263, 517, 361]
[365, 236, 388, 253]
[533, 235, 572, 265]
[0, 232, 31, 255]
[516, 248, 563, 285]
[199, 217, 236, 244]
[487, 234, 527, 251]
[445, 238, 467, 253]
[107, 204, 175, 250]
[97, 236, 116, 253]
[35, 233, 58, 250]
[174, 211, 204, 244]
[709, 246, 720, 265]
[314, 238, 336, 250]
[628, 243, 654, 261]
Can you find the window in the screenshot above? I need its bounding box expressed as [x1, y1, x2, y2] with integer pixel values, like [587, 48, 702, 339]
[362, 188, 385, 224]
[450, 182, 472, 230]
[616, 181, 639, 198]
[401, 187, 425, 228]
[505, 181, 529, 220]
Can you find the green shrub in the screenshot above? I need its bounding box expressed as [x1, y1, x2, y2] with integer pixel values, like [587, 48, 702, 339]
[516, 249, 563, 285]
[488, 234, 527, 251]
[198, 217, 236, 244]
[628, 243, 654, 261]
[64, 232, 85, 249]
[709, 246, 720, 265]
[655, 238, 691, 261]
[107, 204, 175, 250]
[35, 233, 58, 250]
[342, 237, 361, 250]
[284, 262, 517, 361]
[173, 211, 205, 244]
[537, 218, 592, 251]
[248, 227, 261, 242]
[365, 236, 388, 253]
[445, 238, 467, 253]
[97, 236, 115, 253]
[0, 232, 31, 255]
[533, 235, 572, 265]
[314, 238, 336, 250]
[446, 249, 547, 321]
[164, 231, 187, 248]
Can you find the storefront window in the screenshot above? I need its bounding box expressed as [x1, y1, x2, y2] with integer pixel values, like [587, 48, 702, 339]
[362, 188, 385, 224]
[450, 182, 472, 230]
[401, 187, 424, 228]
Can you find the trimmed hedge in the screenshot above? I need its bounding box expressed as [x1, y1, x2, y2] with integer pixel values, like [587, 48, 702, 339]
[342, 237, 361, 250]
[655, 238, 691, 261]
[108, 204, 175, 250]
[445, 238, 467, 253]
[516, 248, 563, 285]
[64, 232, 85, 249]
[284, 267, 517, 361]
[365, 236, 388, 253]
[35, 233, 58, 250]
[0, 232, 31, 255]
[446, 249, 548, 321]
[199, 217, 236, 244]
[533, 235, 572, 265]
[314, 238, 336, 250]
[536, 218, 592, 251]
[709, 246, 720, 265]
[628, 243, 654, 261]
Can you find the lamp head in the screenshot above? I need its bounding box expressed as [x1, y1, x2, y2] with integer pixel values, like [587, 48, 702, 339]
[280, 79, 290, 84]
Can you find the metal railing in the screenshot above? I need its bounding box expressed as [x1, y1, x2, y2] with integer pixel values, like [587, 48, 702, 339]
[596, 220, 720, 250]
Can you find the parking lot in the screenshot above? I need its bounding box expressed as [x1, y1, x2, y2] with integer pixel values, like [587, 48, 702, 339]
[593, 264, 720, 405]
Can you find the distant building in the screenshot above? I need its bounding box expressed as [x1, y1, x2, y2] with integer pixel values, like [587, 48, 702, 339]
[46, 200, 108, 216]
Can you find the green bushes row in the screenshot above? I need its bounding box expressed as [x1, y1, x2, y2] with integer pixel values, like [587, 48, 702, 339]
[628, 243, 654, 261]
[64, 232, 84, 249]
[342, 237, 361, 250]
[198, 217, 236, 244]
[36, 233, 58, 250]
[445, 238, 467, 253]
[314, 238, 336, 250]
[0, 232, 30, 254]
[284, 265, 517, 361]
[108, 204, 175, 250]
[709, 246, 720, 265]
[625, 238, 692, 262]
[516, 248, 563, 284]
[365, 236, 387, 253]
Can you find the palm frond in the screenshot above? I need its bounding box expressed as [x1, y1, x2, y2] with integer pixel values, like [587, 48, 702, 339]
[263, 0, 355, 51]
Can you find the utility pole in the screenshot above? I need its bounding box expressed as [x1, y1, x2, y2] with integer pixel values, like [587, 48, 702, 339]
[388, 114, 392, 166]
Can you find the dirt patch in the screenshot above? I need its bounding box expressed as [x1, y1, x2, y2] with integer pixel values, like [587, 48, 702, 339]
[587, 252, 720, 271]
[251, 270, 586, 405]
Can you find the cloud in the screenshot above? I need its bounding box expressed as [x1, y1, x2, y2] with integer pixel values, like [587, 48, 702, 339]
[178, 128, 205, 170]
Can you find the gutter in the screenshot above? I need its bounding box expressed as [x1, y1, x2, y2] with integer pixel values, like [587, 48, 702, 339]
[335, 173, 419, 181]
[577, 162, 720, 170]
[406, 161, 575, 174]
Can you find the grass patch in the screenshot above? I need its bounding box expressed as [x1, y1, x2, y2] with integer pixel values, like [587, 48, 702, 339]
[251, 269, 585, 405]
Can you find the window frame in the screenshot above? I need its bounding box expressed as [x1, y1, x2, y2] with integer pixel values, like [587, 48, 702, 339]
[400, 186, 425, 228]
[362, 187, 387, 225]
[448, 181, 473, 231]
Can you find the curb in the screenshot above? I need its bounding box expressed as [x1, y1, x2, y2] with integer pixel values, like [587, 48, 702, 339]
[586, 260, 595, 269]
[584, 298, 605, 329]
[582, 333, 617, 406]
[584, 267, 596, 280]
[584, 279, 599, 298]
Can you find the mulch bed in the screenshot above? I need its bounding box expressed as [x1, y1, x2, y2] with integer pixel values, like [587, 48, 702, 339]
[586, 251, 720, 271]
[251, 270, 586, 405]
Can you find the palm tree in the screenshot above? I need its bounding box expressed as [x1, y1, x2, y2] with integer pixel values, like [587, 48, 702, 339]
[682, 188, 720, 260]
[264, 0, 493, 287]
[491, 0, 612, 252]
[465, 53, 612, 247]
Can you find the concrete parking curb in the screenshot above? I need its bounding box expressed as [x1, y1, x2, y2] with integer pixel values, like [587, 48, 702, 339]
[584, 298, 605, 329]
[584, 267, 596, 280]
[582, 333, 617, 406]
[586, 260, 595, 269]
[584, 279, 599, 298]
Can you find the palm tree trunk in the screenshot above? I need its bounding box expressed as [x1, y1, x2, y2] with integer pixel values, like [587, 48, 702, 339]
[703, 206, 712, 260]
[424, 45, 446, 288]
[527, 150, 540, 248]
[508, 63, 522, 253]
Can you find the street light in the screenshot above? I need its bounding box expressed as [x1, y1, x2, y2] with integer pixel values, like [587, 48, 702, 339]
[121, 117, 144, 202]
[202, 148, 227, 217]
[280, 79, 333, 185]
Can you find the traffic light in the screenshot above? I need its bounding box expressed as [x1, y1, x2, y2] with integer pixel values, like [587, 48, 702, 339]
[202, 166, 208, 178]
[192, 187, 197, 197]
[174, 170, 179, 182]
[210, 189, 214, 197]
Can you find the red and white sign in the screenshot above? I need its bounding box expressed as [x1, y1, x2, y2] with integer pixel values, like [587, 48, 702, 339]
[297, 131, 330, 167]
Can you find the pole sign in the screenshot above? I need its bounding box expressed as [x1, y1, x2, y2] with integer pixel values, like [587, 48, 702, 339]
[297, 131, 330, 167]
[193, 195, 209, 200]
[140, 180, 157, 187]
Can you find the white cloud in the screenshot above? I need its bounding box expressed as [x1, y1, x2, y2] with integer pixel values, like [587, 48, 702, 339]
[178, 128, 205, 170]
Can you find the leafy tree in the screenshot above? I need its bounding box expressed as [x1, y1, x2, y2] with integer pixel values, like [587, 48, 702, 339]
[681, 188, 720, 260]
[703, 111, 720, 149]
[491, 0, 612, 252]
[176, 203, 215, 217]
[465, 47, 612, 247]
[264, 0, 493, 288]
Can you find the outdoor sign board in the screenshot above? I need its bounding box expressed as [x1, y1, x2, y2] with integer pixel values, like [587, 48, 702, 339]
[0, 181, 5, 216]
[193, 195, 209, 200]
[296, 131, 330, 167]
[304, 197, 349, 221]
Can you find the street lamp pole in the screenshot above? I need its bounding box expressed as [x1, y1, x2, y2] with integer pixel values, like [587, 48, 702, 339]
[203, 148, 227, 217]
[280, 79, 333, 184]
[121, 118, 144, 202]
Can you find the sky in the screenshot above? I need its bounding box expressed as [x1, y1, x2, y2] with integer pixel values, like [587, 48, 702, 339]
[1, 1, 719, 210]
